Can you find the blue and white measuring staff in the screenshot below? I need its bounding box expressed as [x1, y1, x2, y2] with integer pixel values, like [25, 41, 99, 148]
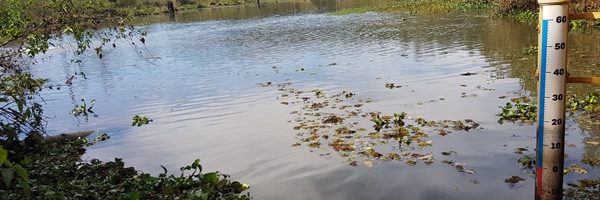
[536, 0, 569, 200]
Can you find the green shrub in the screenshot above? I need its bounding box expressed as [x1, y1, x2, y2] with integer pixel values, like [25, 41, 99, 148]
[494, 0, 537, 13]
[179, 0, 200, 5]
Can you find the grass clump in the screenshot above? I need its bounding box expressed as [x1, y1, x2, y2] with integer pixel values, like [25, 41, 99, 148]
[379, 0, 493, 14]
[569, 19, 600, 31]
[506, 9, 538, 23]
[455, 0, 494, 11]
[494, 0, 536, 14]
[332, 0, 493, 16]
[330, 7, 376, 15]
[491, 0, 538, 23]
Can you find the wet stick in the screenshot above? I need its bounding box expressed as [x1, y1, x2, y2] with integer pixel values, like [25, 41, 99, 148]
[167, 0, 176, 17]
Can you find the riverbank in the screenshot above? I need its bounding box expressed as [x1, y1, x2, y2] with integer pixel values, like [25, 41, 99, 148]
[123, 0, 600, 29]
[332, 0, 600, 28]
[330, 0, 491, 15]
[117, 0, 282, 16]
[116, 0, 250, 16]
[0, 137, 251, 199]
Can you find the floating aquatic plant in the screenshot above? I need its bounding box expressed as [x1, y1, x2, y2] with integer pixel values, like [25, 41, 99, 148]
[370, 114, 386, 132]
[266, 81, 485, 172]
[385, 82, 401, 89]
[517, 154, 535, 169]
[498, 97, 537, 123]
[330, 139, 355, 151]
[564, 179, 600, 199]
[70, 98, 97, 121]
[323, 115, 344, 124]
[504, 176, 526, 187]
[132, 115, 152, 127]
[393, 112, 407, 127]
[522, 46, 538, 55]
[564, 164, 588, 175]
[313, 89, 325, 97]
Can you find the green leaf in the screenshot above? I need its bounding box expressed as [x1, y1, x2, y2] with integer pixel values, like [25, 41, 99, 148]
[192, 159, 202, 172]
[203, 172, 219, 185]
[1, 168, 15, 187]
[13, 164, 28, 182]
[188, 189, 208, 200]
[193, 159, 200, 166]
[0, 146, 7, 165]
[123, 191, 141, 200]
[19, 156, 32, 166]
[16, 98, 23, 112]
[18, 178, 31, 199]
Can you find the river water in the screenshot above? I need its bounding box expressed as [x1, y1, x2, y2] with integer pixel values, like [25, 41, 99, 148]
[33, 0, 599, 199]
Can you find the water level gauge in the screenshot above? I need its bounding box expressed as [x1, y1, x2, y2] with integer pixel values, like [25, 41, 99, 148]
[536, 0, 569, 200]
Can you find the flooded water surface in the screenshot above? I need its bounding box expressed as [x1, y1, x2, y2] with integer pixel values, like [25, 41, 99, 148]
[34, 1, 599, 199]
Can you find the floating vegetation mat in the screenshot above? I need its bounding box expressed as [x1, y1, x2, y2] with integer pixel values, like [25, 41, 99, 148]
[258, 76, 599, 191]
[264, 82, 482, 170]
[498, 93, 600, 128]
